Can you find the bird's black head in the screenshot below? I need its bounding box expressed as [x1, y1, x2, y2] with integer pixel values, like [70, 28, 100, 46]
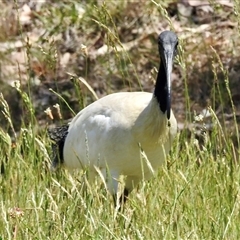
[156, 30, 178, 119]
[158, 31, 178, 52]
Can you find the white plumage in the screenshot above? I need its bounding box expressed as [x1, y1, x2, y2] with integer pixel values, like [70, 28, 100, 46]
[49, 30, 178, 204]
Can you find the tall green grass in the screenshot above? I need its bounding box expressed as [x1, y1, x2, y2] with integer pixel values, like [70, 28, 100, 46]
[1, 1, 240, 239]
[1, 122, 240, 239]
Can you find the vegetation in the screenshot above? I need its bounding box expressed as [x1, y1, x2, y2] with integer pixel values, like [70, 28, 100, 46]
[0, 0, 239, 239]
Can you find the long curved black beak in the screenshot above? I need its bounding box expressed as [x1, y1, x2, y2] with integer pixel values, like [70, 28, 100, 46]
[162, 50, 173, 120]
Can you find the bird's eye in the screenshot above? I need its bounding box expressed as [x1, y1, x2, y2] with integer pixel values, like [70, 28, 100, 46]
[174, 45, 178, 56]
[158, 42, 163, 49]
[174, 41, 178, 52]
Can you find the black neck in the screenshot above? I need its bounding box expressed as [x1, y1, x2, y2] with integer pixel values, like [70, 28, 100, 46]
[154, 62, 170, 114]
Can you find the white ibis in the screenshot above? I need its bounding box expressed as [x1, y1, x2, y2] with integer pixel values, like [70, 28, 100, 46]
[48, 30, 178, 205]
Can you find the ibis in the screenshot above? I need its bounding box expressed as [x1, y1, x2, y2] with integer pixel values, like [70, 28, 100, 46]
[48, 30, 178, 205]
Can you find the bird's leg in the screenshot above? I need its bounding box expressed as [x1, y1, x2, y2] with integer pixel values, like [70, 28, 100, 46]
[113, 187, 129, 211]
[99, 169, 121, 207]
[121, 188, 129, 204]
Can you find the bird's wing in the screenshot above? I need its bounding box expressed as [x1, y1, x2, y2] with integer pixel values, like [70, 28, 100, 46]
[68, 92, 153, 131]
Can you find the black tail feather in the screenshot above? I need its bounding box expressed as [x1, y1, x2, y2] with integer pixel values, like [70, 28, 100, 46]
[48, 124, 69, 170]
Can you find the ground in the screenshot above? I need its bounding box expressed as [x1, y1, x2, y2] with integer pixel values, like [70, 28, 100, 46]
[0, 0, 239, 136]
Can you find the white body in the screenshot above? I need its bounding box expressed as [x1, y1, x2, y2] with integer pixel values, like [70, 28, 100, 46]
[64, 92, 177, 195]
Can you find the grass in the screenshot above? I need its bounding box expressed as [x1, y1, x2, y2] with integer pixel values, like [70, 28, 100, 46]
[1, 0, 240, 239]
[1, 127, 240, 239]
